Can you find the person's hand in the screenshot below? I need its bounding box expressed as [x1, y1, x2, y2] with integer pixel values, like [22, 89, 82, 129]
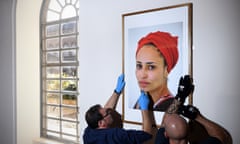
[114, 74, 125, 95]
[175, 75, 194, 104]
[138, 91, 150, 110]
[178, 105, 200, 120]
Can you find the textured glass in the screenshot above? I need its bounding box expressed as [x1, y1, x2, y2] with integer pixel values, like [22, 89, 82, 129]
[61, 22, 76, 35]
[61, 36, 77, 48]
[62, 66, 77, 78]
[47, 93, 60, 104]
[49, 0, 62, 12]
[47, 105, 60, 118]
[58, 0, 65, 6]
[62, 94, 77, 106]
[46, 38, 59, 50]
[62, 134, 77, 142]
[46, 67, 60, 78]
[47, 11, 60, 22]
[46, 51, 59, 63]
[62, 80, 77, 91]
[47, 119, 60, 131]
[47, 131, 60, 137]
[62, 121, 77, 135]
[46, 24, 59, 37]
[62, 5, 76, 19]
[62, 50, 76, 62]
[62, 107, 77, 120]
[47, 80, 60, 91]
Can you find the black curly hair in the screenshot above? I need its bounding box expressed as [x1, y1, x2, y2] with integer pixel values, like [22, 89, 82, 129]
[85, 104, 103, 129]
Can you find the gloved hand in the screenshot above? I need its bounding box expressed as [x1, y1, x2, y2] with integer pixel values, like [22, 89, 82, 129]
[114, 74, 125, 95]
[175, 75, 194, 104]
[138, 91, 150, 110]
[178, 105, 200, 120]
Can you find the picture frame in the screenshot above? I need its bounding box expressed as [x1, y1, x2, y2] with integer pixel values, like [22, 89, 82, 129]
[122, 3, 193, 125]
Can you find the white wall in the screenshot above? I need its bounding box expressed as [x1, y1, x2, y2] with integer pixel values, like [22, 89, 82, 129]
[16, 0, 41, 143]
[0, 0, 16, 144]
[16, 0, 240, 144]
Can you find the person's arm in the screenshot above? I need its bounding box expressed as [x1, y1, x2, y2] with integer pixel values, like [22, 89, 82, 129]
[104, 91, 121, 109]
[138, 91, 157, 144]
[195, 113, 232, 144]
[178, 105, 232, 144]
[104, 74, 125, 109]
[142, 110, 157, 144]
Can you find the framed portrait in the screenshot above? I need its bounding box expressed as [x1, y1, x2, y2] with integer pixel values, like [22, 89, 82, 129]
[122, 3, 193, 125]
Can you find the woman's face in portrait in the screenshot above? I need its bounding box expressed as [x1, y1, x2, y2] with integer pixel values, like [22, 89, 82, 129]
[135, 45, 168, 93]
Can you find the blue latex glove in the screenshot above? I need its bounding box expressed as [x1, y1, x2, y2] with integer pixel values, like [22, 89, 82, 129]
[138, 91, 150, 110]
[114, 74, 125, 95]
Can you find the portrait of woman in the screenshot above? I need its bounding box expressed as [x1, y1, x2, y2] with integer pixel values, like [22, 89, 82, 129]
[122, 4, 192, 123]
[133, 31, 179, 111]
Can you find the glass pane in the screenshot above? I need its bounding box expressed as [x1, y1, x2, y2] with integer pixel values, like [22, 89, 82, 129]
[71, 0, 77, 5]
[62, 5, 76, 19]
[66, 0, 71, 4]
[62, 80, 77, 91]
[61, 22, 76, 35]
[62, 94, 77, 106]
[46, 24, 59, 37]
[47, 93, 60, 104]
[47, 105, 60, 118]
[46, 38, 59, 50]
[46, 67, 60, 78]
[62, 107, 77, 120]
[58, 0, 65, 6]
[46, 51, 59, 63]
[47, 131, 60, 138]
[62, 50, 76, 62]
[47, 119, 60, 131]
[62, 121, 77, 135]
[49, 0, 62, 12]
[61, 36, 77, 48]
[47, 80, 60, 91]
[62, 66, 77, 78]
[62, 134, 77, 142]
[47, 11, 60, 22]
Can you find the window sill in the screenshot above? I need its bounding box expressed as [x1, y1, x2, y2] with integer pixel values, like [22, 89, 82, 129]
[32, 138, 64, 144]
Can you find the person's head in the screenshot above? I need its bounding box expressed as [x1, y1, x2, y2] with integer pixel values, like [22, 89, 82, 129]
[135, 31, 178, 93]
[163, 114, 188, 142]
[85, 104, 122, 129]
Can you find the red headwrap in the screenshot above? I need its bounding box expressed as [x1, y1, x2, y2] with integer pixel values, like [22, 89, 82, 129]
[136, 31, 179, 73]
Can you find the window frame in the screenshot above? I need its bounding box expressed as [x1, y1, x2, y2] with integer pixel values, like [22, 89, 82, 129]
[40, 0, 80, 143]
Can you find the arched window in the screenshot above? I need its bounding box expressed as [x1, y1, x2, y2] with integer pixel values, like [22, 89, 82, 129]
[40, 0, 80, 143]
